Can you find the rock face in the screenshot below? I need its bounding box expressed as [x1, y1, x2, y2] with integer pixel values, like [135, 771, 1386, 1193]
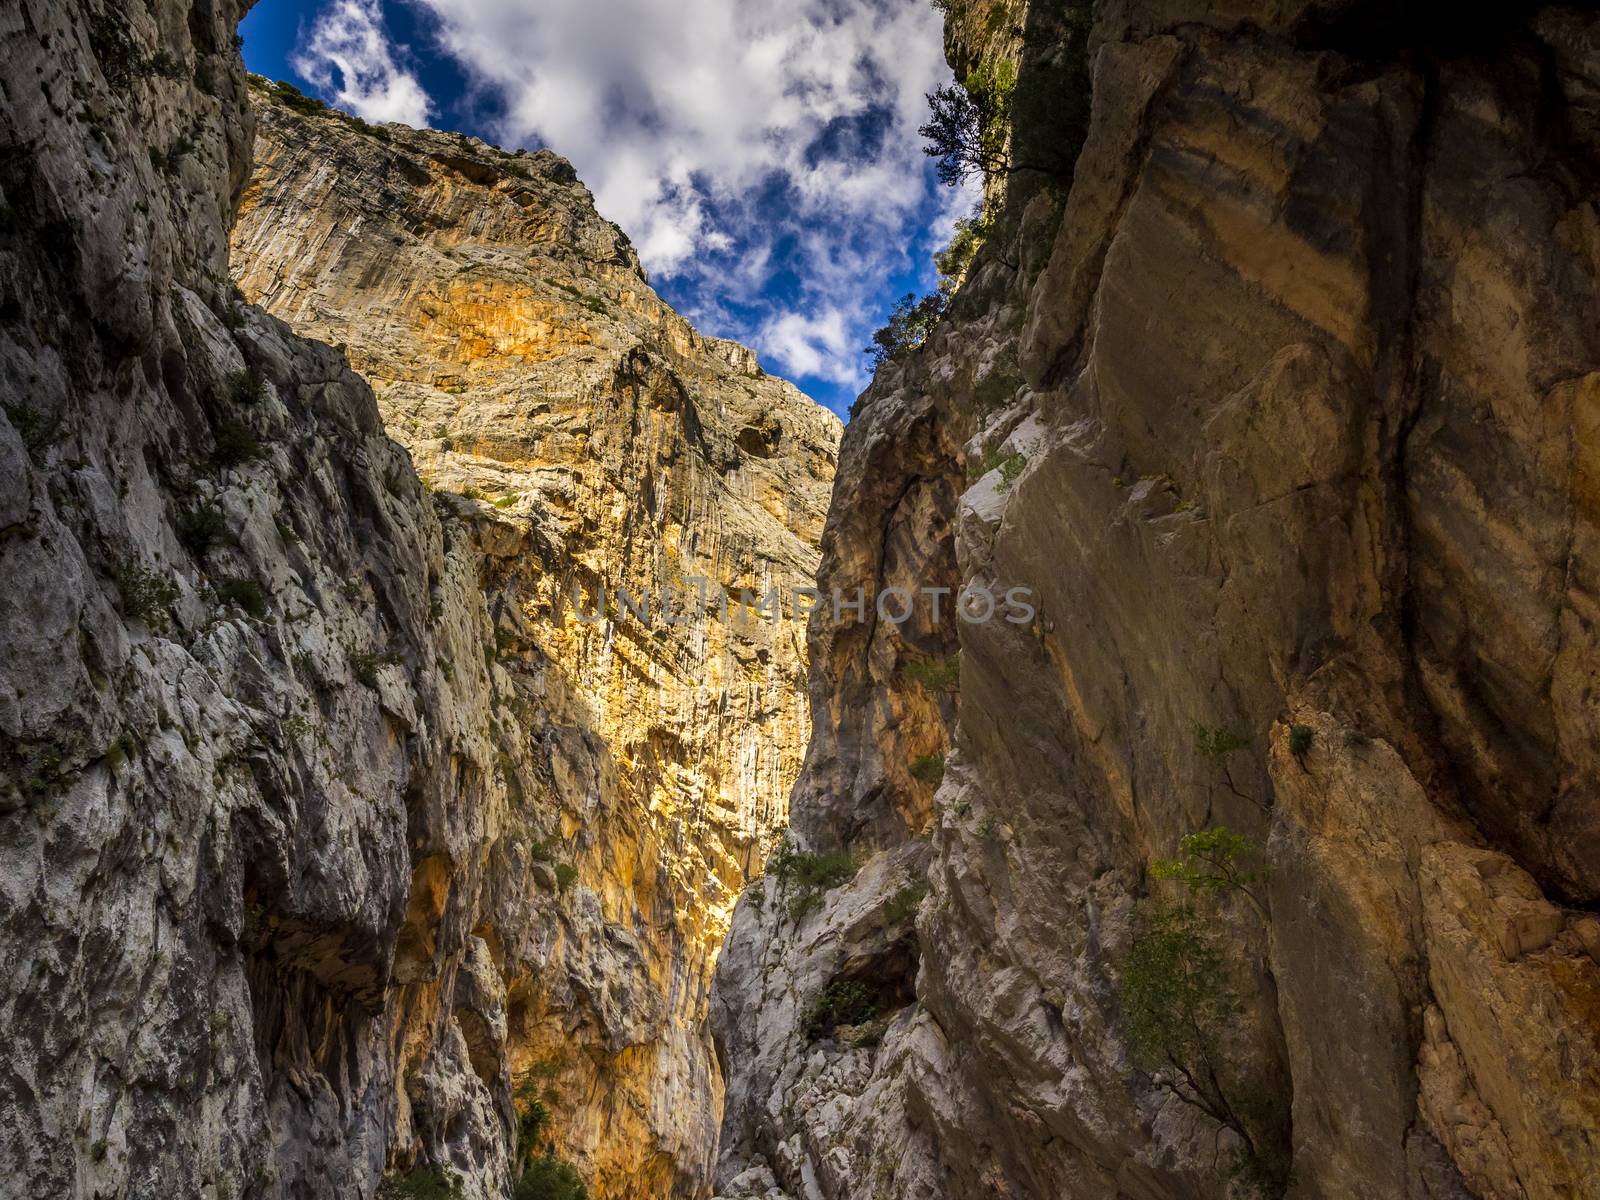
[0, 6, 833, 1200]
[229, 87, 839, 1197]
[712, 3, 1600, 1199]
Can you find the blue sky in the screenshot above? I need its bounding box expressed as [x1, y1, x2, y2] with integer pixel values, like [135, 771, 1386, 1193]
[237, 0, 975, 415]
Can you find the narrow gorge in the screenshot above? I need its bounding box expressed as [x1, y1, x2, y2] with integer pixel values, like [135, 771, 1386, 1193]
[2, 2, 1599, 1200]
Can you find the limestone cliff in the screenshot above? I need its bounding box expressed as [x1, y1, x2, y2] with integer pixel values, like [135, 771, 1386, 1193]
[229, 85, 839, 1196]
[712, 3, 1600, 1199]
[0, 4, 834, 1200]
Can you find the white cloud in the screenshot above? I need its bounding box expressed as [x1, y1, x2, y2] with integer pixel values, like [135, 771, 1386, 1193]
[295, 0, 435, 127]
[406, 0, 965, 397]
[759, 307, 867, 388]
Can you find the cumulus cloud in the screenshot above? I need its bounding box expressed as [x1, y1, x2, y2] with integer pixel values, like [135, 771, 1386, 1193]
[295, 0, 434, 127]
[406, 0, 973, 400]
[759, 308, 866, 387]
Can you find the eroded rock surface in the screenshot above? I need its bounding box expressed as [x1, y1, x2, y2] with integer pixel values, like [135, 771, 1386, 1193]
[229, 87, 840, 1196]
[712, 2, 1600, 1198]
[0, 4, 833, 1199]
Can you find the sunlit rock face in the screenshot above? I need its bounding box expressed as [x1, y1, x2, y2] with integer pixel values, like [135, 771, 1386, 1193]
[228, 86, 840, 1196]
[0, 1, 833, 1196]
[712, 2, 1600, 1199]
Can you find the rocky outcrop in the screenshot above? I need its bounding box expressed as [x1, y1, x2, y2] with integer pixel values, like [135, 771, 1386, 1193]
[229, 87, 839, 1196]
[0, 5, 833, 1200]
[712, 3, 1600, 1199]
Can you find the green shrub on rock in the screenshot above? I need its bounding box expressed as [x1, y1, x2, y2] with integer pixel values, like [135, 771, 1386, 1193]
[803, 980, 878, 1038]
[212, 419, 263, 468]
[769, 838, 859, 920]
[376, 1168, 461, 1200]
[215, 578, 267, 619]
[513, 1156, 587, 1200]
[226, 367, 266, 405]
[910, 752, 946, 786]
[176, 504, 231, 557]
[866, 291, 945, 369]
[115, 562, 179, 627]
[1118, 826, 1288, 1196]
[902, 654, 960, 693]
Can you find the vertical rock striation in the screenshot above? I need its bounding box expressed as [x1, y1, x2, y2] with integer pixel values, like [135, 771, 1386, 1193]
[712, 2, 1600, 1199]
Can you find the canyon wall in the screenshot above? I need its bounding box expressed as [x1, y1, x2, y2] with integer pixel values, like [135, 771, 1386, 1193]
[229, 87, 840, 1197]
[0, 4, 834, 1199]
[712, 3, 1600, 1199]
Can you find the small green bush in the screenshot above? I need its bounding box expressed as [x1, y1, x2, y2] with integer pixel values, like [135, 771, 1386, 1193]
[1193, 722, 1249, 758]
[1150, 826, 1269, 912]
[512, 1156, 587, 1200]
[1119, 902, 1234, 1072]
[803, 980, 878, 1038]
[350, 649, 401, 687]
[970, 446, 1026, 490]
[226, 367, 265, 405]
[147, 51, 185, 81]
[770, 838, 859, 920]
[212, 420, 263, 467]
[867, 291, 945, 370]
[1119, 818, 1287, 1196]
[902, 654, 960, 693]
[553, 863, 578, 892]
[510, 1071, 587, 1200]
[88, 13, 141, 88]
[1288, 725, 1314, 756]
[935, 209, 993, 291]
[770, 841, 858, 891]
[1119, 900, 1288, 1196]
[377, 1168, 461, 1200]
[515, 1090, 551, 1152]
[176, 504, 230, 556]
[883, 879, 929, 925]
[116, 562, 179, 627]
[267, 79, 329, 117]
[215, 579, 267, 619]
[998, 451, 1027, 491]
[909, 752, 945, 786]
[971, 359, 1022, 415]
[3, 400, 61, 452]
